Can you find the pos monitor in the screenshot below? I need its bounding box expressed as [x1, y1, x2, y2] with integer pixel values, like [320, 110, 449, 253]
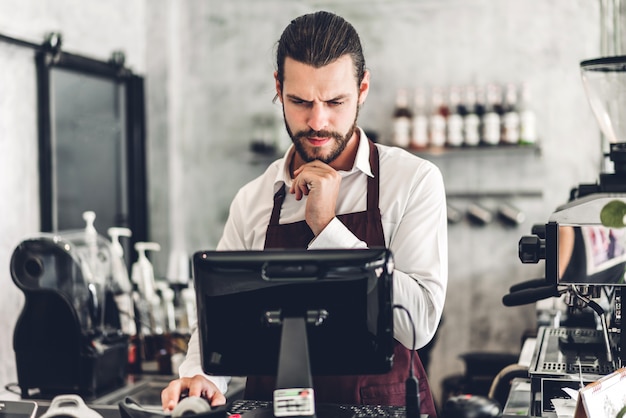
[192, 248, 395, 414]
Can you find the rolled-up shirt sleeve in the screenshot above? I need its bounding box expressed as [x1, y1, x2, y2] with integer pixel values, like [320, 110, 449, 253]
[385, 160, 447, 350]
[308, 217, 368, 249]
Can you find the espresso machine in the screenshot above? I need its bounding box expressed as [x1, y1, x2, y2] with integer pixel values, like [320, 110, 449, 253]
[11, 223, 130, 399]
[503, 56, 626, 416]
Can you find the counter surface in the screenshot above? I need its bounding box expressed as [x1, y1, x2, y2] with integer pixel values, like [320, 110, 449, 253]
[0, 374, 245, 418]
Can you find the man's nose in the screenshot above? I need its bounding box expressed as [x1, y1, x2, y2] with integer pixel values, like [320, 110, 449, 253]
[307, 103, 329, 132]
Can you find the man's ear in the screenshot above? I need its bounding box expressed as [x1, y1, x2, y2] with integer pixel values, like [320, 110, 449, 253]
[358, 70, 370, 106]
[274, 71, 283, 103]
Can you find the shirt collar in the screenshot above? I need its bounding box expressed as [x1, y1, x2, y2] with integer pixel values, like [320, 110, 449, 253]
[273, 127, 373, 193]
[353, 128, 374, 178]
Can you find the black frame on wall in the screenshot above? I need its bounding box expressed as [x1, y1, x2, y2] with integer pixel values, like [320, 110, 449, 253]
[36, 40, 148, 259]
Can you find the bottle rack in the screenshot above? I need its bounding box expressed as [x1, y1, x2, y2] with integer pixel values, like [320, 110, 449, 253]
[392, 82, 538, 150]
[412, 142, 541, 159]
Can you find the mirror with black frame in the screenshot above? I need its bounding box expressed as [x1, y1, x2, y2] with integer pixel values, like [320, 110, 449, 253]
[36, 38, 148, 264]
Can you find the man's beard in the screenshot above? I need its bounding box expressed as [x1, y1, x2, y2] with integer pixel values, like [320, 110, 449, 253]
[284, 108, 359, 164]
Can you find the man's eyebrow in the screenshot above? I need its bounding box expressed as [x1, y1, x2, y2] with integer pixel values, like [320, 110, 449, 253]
[285, 93, 350, 102]
[285, 94, 309, 102]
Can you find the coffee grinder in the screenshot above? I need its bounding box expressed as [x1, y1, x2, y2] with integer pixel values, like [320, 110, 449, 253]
[11, 228, 129, 399]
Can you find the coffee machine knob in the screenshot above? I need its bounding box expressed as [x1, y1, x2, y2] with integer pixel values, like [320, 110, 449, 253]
[518, 235, 545, 263]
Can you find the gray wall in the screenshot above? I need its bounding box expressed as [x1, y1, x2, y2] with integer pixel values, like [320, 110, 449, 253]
[0, 0, 146, 394]
[0, 0, 607, 406]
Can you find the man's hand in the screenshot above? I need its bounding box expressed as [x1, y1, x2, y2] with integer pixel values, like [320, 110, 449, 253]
[290, 160, 341, 235]
[161, 375, 226, 412]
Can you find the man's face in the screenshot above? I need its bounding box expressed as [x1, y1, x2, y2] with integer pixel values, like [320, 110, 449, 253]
[276, 55, 369, 166]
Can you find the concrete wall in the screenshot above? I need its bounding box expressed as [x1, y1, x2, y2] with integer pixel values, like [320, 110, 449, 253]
[0, 0, 608, 406]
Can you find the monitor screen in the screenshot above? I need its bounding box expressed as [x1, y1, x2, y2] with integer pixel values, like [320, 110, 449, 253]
[192, 248, 395, 377]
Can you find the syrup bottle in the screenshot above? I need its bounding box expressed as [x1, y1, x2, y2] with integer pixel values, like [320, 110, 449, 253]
[462, 85, 481, 147]
[410, 87, 429, 150]
[518, 83, 538, 145]
[429, 87, 447, 149]
[482, 83, 502, 145]
[474, 84, 486, 144]
[392, 88, 412, 148]
[501, 83, 521, 145]
[446, 86, 464, 147]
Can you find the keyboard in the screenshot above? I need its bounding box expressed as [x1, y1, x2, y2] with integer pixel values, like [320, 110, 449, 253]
[228, 399, 411, 417]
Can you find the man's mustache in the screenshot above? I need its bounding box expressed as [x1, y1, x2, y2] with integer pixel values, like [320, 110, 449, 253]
[293, 129, 343, 141]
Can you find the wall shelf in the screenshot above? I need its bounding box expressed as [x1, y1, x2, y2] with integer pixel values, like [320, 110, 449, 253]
[411, 143, 541, 159]
[413, 143, 544, 201]
[446, 190, 543, 199]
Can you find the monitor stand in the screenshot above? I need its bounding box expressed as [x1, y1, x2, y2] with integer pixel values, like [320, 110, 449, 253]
[243, 314, 353, 418]
[273, 315, 315, 417]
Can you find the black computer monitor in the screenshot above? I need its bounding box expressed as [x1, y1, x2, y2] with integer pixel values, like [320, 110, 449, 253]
[192, 248, 395, 380]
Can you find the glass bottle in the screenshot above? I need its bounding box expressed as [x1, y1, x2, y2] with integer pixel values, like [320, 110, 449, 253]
[462, 85, 481, 147]
[446, 86, 464, 147]
[429, 87, 447, 149]
[518, 83, 538, 145]
[501, 83, 521, 145]
[392, 88, 412, 148]
[410, 87, 429, 150]
[482, 83, 502, 145]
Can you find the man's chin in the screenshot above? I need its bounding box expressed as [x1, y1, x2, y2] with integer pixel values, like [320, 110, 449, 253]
[299, 146, 329, 161]
[313, 153, 338, 164]
[293, 137, 344, 164]
[303, 153, 327, 163]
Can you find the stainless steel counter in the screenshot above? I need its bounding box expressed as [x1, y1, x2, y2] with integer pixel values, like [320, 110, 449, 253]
[92, 375, 246, 408]
[1, 374, 246, 417]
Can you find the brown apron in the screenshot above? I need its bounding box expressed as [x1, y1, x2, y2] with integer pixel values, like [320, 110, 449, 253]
[246, 140, 437, 416]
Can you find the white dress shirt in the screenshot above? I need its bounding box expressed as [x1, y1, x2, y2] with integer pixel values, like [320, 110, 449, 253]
[179, 128, 448, 394]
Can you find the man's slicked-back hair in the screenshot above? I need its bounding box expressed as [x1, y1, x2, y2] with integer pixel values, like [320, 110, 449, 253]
[276, 11, 366, 89]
